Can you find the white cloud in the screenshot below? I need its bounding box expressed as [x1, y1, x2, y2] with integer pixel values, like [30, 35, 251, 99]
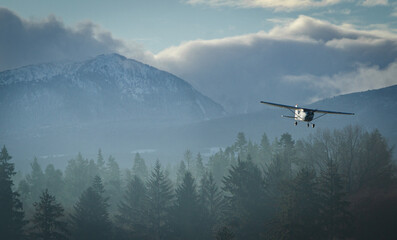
[186, 0, 342, 11]
[151, 15, 397, 113]
[284, 61, 397, 102]
[361, 0, 388, 7]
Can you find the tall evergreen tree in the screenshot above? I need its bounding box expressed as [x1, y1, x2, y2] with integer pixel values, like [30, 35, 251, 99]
[357, 129, 394, 190]
[274, 133, 295, 180]
[0, 146, 26, 240]
[275, 168, 321, 240]
[26, 157, 45, 203]
[234, 132, 248, 158]
[96, 149, 106, 178]
[318, 160, 351, 239]
[132, 153, 148, 181]
[44, 164, 64, 200]
[64, 153, 90, 207]
[260, 132, 272, 164]
[104, 155, 122, 212]
[199, 172, 225, 240]
[116, 175, 148, 239]
[208, 149, 230, 186]
[30, 189, 68, 240]
[146, 160, 174, 240]
[222, 157, 269, 240]
[70, 176, 112, 240]
[176, 160, 186, 186]
[194, 153, 205, 181]
[170, 172, 201, 240]
[184, 150, 193, 172]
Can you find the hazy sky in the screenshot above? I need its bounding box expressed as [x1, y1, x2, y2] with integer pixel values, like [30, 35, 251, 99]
[1, 0, 397, 112]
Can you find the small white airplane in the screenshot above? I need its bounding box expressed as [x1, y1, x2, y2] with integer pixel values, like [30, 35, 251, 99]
[260, 101, 354, 128]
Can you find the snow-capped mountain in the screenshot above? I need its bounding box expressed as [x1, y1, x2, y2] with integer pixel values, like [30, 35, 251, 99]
[0, 53, 225, 132]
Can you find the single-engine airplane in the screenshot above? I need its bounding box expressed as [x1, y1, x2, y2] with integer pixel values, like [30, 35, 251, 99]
[260, 101, 354, 128]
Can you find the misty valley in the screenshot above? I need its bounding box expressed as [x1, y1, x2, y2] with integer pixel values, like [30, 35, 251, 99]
[1, 125, 397, 240]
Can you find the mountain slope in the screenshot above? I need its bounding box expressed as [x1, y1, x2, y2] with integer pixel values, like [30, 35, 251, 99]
[0, 53, 225, 133]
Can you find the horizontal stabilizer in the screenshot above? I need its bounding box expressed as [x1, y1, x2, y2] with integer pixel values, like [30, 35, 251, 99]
[281, 115, 295, 119]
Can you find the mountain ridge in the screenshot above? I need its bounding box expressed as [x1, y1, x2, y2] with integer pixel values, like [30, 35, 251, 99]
[0, 53, 225, 133]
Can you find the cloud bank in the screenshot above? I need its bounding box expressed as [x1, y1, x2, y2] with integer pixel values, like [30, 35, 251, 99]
[0, 8, 148, 71]
[186, 0, 341, 11]
[152, 15, 397, 113]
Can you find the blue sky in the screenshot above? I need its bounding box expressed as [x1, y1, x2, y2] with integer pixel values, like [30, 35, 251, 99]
[1, 0, 397, 113]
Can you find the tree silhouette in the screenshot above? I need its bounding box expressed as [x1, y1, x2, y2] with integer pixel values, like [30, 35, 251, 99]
[318, 160, 351, 239]
[132, 153, 148, 181]
[70, 176, 112, 240]
[146, 160, 174, 240]
[199, 172, 225, 240]
[116, 175, 148, 239]
[26, 158, 45, 203]
[275, 168, 321, 240]
[30, 189, 68, 240]
[222, 157, 268, 240]
[170, 171, 202, 240]
[194, 153, 205, 181]
[0, 146, 26, 240]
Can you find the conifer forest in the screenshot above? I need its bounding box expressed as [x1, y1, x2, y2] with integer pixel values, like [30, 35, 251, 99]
[1, 125, 396, 240]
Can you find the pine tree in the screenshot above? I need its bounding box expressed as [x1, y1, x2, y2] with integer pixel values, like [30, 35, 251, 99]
[184, 149, 193, 172]
[171, 172, 201, 240]
[318, 160, 351, 239]
[222, 157, 268, 240]
[44, 164, 64, 200]
[70, 176, 112, 240]
[199, 172, 225, 239]
[234, 132, 247, 158]
[0, 146, 26, 240]
[116, 175, 148, 239]
[64, 153, 90, 207]
[104, 155, 122, 212]
[132, 153, 148, 181]
[176, 160, 186, 186]
[146, 160, 174, 240]
[260, 132, 272, 165]
[275, 168, 321, 240]
[30, 189, 68, 240]
[26, 157, 45, 203]
[195, 153, 205, 181]
[96, 149, 106, 178]
[208, 149, 230, 185]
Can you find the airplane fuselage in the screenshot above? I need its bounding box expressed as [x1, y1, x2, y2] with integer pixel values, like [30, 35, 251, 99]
[295, 108, 314, 122]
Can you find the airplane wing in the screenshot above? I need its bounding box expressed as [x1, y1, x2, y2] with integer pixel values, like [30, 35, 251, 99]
[313, 109, 354, 115]
[260, 101, 354, 115]
[260, 101, 299, 110]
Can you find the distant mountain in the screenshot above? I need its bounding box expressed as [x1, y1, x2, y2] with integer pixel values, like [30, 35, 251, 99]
[308, 85, 397, 144]
[0, 53, 225, 134]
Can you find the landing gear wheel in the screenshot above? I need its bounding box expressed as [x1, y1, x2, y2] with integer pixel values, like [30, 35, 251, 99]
[294, 121, 298, 126]
[307, 123, 310, 127]
[312, 123, 315, 128]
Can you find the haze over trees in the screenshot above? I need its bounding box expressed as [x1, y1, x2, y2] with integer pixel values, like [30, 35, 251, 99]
[1, 125, 396, 239]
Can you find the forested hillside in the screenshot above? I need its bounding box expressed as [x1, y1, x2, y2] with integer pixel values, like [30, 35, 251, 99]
[1, 125, 396, 240]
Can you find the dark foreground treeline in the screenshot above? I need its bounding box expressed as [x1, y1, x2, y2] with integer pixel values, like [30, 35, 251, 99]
[1, 125, 397, 240]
